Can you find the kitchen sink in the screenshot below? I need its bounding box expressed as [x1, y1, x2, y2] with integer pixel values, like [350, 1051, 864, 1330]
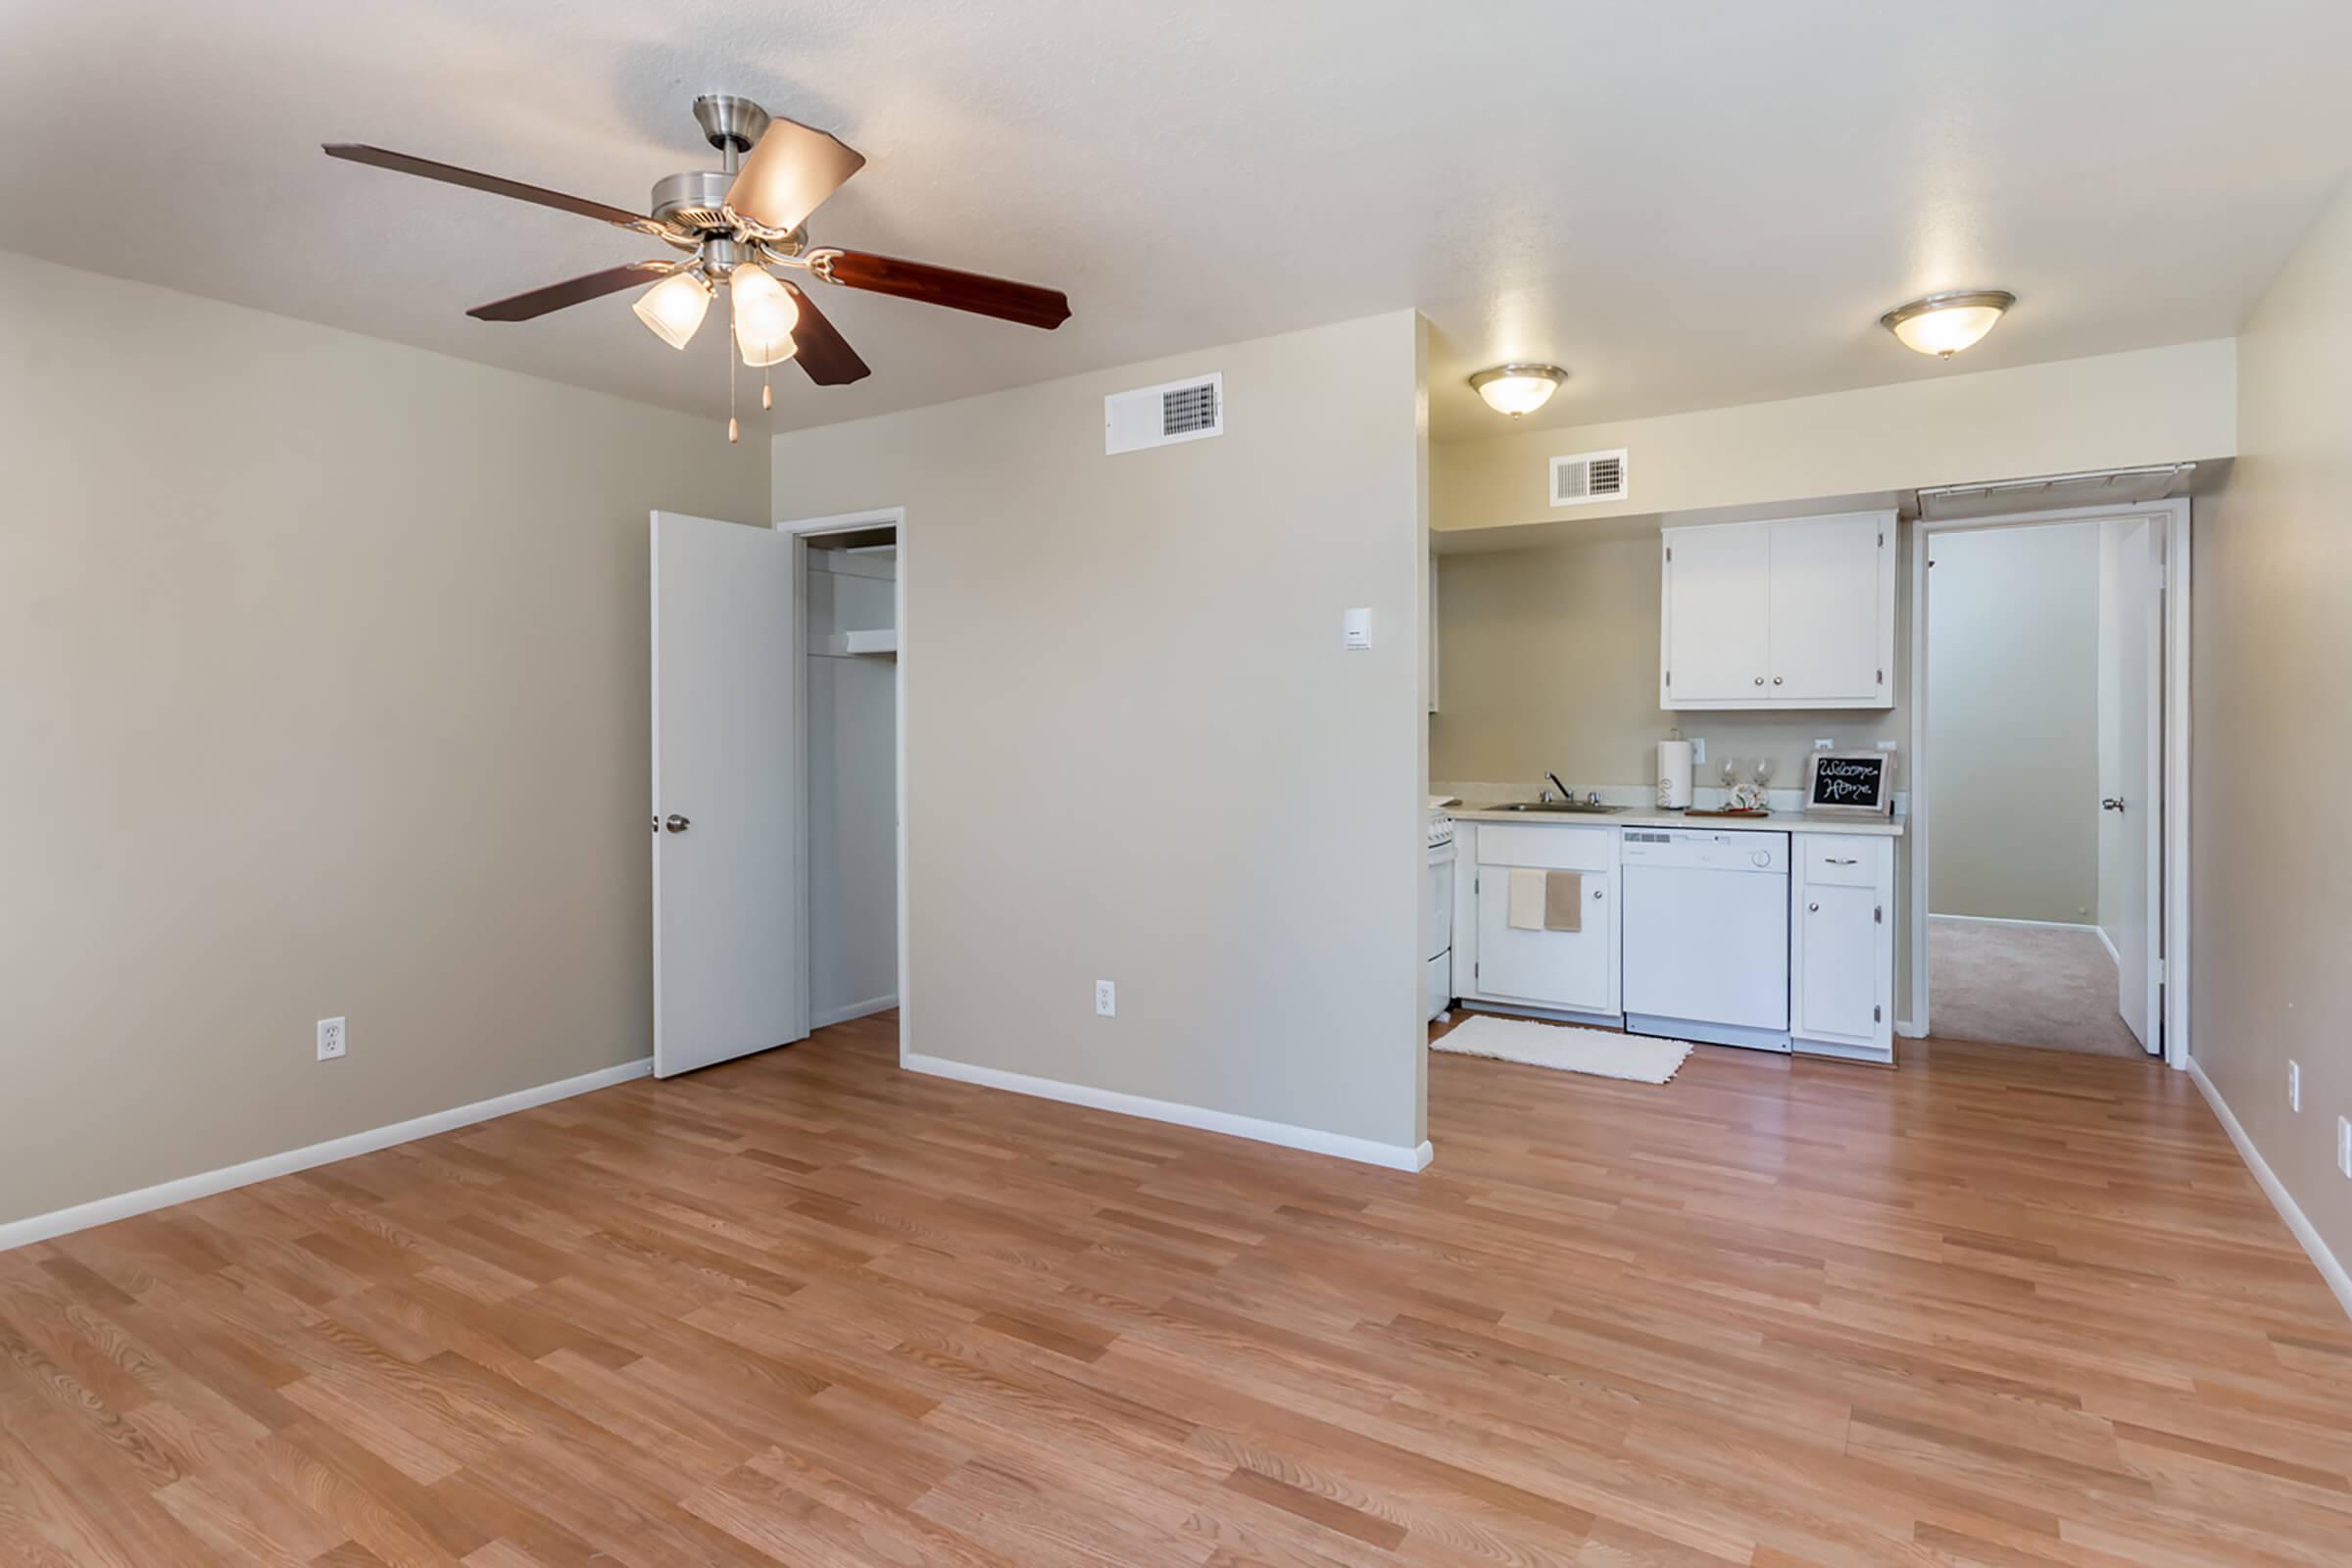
[1490, 801, 1628, 814]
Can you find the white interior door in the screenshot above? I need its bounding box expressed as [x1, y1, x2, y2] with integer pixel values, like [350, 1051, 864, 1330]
[652, 511, 805, 1077]
[2101, 518, 2163, 1052]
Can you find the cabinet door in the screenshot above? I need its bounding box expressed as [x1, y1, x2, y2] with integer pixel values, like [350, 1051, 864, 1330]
[1662, 524, 1772, 703]
[1474, 869, 1615, 1014]
[1792, 883, 1882, 1045]
[1767, 514, 1885, 701]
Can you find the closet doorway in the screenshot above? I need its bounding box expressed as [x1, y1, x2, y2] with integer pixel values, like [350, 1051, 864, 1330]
[781, 507, 906, 1051]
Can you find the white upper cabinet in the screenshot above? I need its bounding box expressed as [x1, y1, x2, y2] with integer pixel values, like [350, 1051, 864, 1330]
[1660, 511, 1894, 710]
[1659, 523, 1772, 703]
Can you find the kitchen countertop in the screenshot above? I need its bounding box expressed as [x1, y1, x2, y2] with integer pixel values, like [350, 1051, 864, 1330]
[1447, 803, 1904, 838]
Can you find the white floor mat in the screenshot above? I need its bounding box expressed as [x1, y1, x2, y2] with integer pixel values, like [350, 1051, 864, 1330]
[1431, 1014, 1693, 1084]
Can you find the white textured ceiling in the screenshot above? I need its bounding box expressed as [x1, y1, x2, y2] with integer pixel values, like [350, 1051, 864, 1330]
[7, 0, 2347, 442]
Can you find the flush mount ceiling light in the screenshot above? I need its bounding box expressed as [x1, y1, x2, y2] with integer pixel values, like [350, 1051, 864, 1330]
[1469, 363, 1567, 417]
[1880, 289, 2016, 359]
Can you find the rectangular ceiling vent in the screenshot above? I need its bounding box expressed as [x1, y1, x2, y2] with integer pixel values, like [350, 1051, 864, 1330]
[1549, 448, 1629, 507]
[1106, 372, 1224, 455]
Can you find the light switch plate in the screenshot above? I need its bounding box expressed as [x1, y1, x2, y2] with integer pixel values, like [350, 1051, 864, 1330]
[1343, 608, 1372, 650]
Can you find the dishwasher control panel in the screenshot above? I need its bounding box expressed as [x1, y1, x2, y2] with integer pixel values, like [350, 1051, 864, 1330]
[1620, 829, 1788, 873]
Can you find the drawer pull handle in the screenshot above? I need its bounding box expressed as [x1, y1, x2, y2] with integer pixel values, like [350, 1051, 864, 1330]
[1826, 857, 1857, 865]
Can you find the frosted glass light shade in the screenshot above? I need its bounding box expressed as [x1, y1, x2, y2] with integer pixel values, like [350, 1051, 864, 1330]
[632, 270, 711, 349]
[731, 265, 801, 368]
[1469, 363, 1567, 416]
[1881, 290, 2014, 359]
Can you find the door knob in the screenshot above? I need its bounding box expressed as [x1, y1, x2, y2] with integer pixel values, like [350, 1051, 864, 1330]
[2100, 798, 2126, 812]
[664, 814, 692, 832]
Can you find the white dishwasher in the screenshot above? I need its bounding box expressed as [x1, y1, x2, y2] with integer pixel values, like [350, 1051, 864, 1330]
[1621, 828, 1790, 1053]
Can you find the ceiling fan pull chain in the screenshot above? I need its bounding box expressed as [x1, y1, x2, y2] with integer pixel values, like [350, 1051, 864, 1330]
[726, 282, 740, 444]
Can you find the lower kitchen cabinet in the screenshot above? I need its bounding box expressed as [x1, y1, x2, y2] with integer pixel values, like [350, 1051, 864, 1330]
[1457, 823, 1621, 1020]
[1790, 832, 1895, 1062]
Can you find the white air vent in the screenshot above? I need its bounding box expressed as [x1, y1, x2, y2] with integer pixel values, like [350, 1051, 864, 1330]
[1105, 372, 1224, 455]
[1549, 448, 1629, 507]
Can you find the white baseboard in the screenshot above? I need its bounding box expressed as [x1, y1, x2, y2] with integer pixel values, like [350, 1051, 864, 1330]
[1895, 1018, 1928, 1040]
[0, 1056, 654, 1254]
[813, 995, 898, 1029]
[2096, 924, 2121, 966]
[2187, 1058, 2352, 1322]
[901, 1053, 1434, 1173]
[1929, 913, 2101, 933]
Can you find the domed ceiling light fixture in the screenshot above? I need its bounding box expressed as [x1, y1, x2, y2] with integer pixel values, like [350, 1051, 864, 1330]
[1880, 289, 2016, 359]
[1469, 363, 1567, 417]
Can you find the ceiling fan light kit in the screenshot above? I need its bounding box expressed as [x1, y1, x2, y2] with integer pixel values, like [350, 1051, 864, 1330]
[323, 93, 1072, 438]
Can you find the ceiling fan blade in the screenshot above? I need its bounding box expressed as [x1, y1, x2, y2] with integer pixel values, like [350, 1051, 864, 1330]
[467, 260, 683, 321]
[323, 143, 667, 234]
[816, 250, 1071, 330]
[781, 282, 871, 385]
[724, 119, 865, 232]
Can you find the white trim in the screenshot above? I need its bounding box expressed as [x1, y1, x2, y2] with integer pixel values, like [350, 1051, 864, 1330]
[903, 1053, 1435, 1172]
[776, 505, 909, 1074]
[2163, 505, 2191, 1072]
[1908, 499, 2191, 1066]
[0, 1058, 653, 1254]
[2188, 1060, 2352, 1322]
[1928, 912, 2103, 933]
[2096, 924, 2122, 966]
[812, 995, 898, 1028]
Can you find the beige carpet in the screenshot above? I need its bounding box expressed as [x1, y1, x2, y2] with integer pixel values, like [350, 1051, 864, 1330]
[1928, 915, 2150, 1058]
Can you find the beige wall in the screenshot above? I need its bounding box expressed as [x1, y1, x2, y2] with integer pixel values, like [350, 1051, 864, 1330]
[1926, 523, 2101, 923]
[0, 252, 770, 1228]
[1435, 339, 2236, 538]
[2191, 177, 2352, 1274]
[771, 312, 1429, 1155]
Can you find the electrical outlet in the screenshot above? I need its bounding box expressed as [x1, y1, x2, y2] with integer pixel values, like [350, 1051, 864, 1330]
[2339, 1116, 2351, 1180]
[1095, 980, 1116, 1017]
[317, 1016, 347, 1061]
[2288, 1059, 2301, 1112]
[1690, 737, 1706, 765]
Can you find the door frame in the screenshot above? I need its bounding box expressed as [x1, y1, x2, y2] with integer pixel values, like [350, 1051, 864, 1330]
[776, 506, 909, 1067]
[1903, 498, 2189, 1068]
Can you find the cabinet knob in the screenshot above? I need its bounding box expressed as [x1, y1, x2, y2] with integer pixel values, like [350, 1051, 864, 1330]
[1753, 676, 1765, 686]
[1773, 676, 1784, 685]
[1808, 901, 1820, 912]
[1592, 888, 1603, 899]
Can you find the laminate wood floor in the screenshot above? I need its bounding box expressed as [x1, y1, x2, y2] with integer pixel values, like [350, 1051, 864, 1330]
[5, 1011, 2348, 1567]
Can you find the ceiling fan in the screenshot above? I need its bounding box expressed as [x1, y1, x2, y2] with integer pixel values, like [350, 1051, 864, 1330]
[323, 94, 1072, 439]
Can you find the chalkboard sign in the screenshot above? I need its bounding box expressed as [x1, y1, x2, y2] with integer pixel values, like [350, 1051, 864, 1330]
[1806, 751, 1893, 814]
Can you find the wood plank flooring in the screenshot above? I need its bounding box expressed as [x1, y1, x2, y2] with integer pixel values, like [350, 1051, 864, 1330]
[4, 1010, 2348, 1566]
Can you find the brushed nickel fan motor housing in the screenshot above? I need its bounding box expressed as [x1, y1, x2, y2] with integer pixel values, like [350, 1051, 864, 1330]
[650, 169, 735, 230]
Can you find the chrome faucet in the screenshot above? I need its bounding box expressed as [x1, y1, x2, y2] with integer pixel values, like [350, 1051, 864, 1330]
[1544, 771, 1572, 804]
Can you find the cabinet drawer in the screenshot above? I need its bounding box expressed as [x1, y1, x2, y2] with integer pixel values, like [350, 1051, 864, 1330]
[1475, 823, 1615, 872]
[1800, 835, 1881, 888]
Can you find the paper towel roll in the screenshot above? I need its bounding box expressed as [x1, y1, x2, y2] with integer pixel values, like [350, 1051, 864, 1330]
[1657, 740, 1693, 808]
